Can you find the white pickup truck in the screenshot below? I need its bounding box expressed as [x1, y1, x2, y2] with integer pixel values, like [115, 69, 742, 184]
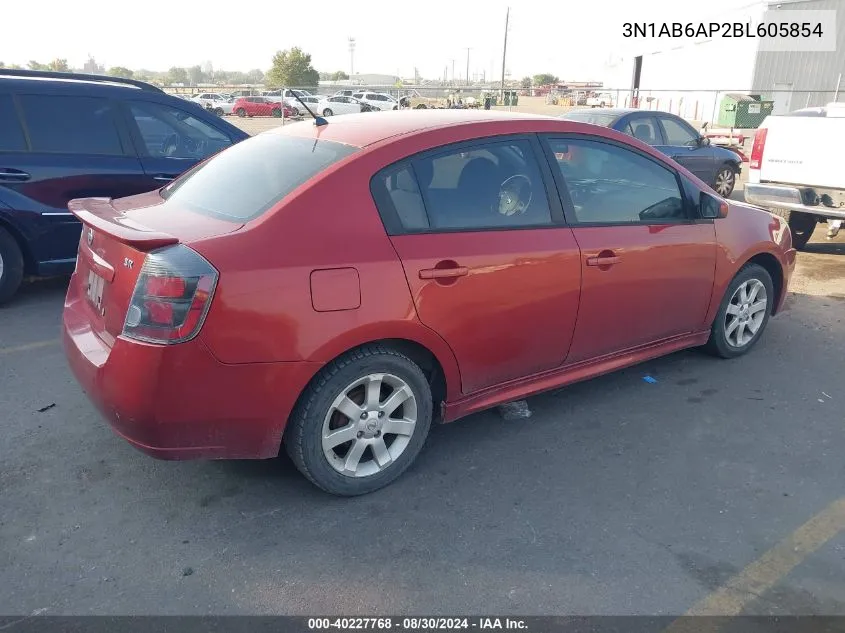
[745, 103, 845, 249]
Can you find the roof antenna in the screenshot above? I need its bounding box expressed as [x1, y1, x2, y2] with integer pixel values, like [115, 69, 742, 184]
[290, 91, 328, 127]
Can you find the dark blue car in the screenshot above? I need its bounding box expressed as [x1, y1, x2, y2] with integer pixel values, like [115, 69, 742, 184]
[0, 69, 250, 303]
[559, 108, 742, 199]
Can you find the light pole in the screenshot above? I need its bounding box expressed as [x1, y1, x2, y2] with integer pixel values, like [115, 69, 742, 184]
[500, 7, 510, 97]
[348, 37, 356, 79]
[465, 47, 472, 86]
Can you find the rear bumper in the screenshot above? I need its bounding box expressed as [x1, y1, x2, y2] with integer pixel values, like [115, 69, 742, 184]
[62, 275, 321, 460]
[746, 183, 845, 220]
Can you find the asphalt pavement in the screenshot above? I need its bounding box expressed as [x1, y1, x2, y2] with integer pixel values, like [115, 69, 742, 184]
[1, 204, 844, 616]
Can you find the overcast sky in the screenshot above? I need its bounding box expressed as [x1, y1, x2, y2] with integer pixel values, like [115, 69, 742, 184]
[6, 0, 763, 81]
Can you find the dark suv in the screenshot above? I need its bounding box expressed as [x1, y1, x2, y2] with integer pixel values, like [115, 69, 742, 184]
[0, 69, 250, 303]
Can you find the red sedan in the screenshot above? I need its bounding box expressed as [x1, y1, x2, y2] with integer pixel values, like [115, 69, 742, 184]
[231, 96, 293, 118]
[62, 110, 796, 496]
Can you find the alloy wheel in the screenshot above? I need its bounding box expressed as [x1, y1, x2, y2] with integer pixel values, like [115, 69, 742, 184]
[724, 279, 768, 347]
[715, 168, 734, 197]
[321, 373, 418, 478]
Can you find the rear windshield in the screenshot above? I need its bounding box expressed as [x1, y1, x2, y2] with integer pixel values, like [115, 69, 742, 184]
[560, 111, 617, 126]
[160, 134, 359, 221]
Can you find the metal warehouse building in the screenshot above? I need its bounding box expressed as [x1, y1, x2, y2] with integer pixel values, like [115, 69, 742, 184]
[604, 0, 844, 124]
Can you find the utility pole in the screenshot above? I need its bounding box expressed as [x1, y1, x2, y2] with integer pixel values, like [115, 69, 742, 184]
[451, 59, 455, 86]
[465, 47, 472, 86]
[348, 37, 356, 78]
[500, 7, 510, 96]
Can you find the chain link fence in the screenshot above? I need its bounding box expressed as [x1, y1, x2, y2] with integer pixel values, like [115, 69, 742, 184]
[166, 84, 842, 136]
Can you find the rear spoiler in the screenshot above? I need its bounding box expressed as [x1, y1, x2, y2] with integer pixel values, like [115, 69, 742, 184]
[68, 197, 179, 250]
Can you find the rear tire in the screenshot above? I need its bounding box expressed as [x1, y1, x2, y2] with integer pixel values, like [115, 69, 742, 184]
[271, 108, 282, 118]
[0, 226, 24, 306]
[285, 344, 433, 497]
[771, 208, 815, 250]
[214, 107, 224, 116]
[322, 108, 333, 117]
[704, 263, 774, 359]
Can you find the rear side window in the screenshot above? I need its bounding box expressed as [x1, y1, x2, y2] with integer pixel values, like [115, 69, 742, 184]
[18, 94, 123, 155]
[411, 140, 552, 230]
[560, 111, 617, 126]
[0, 94, 26, 151]
[624, 117, 662, 145]
[161, 134, 359, 221]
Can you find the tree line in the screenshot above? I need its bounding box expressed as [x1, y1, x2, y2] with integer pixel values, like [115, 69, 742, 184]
[1, 48, 350, 89]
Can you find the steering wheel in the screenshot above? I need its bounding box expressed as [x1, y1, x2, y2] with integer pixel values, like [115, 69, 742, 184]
[162, 134, 201, 158]
[162, 133, 179, 157]
[497, 174, 532, 216]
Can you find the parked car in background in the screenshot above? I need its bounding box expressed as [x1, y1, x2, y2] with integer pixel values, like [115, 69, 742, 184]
[232, 96, 293, 118]
[192, 93, 234, 116]
[263, 89, 313, 115]
[317, 95, 369, 116]
[400, 89, 440, 109]
[191, 93, 234, 116]
[0, 69, 249, 304]
[586, 92, 614, 108]
[62, 109, 794, 496]
[559, 108, 743, 197]
[744, 103, 845, 249]
[352, 91, 399, 111]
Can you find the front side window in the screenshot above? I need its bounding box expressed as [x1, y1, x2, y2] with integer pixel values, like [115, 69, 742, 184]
[161, 134, 358, 221]
[129, 101, 231, 160]
[547, 138, 686, 224]
[19, 94, 123, 155]
[408, 140, 552, 230]
[660, 117, 698, 146]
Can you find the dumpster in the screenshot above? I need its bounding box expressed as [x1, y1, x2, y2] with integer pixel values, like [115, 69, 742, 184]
[717, 93, 774, 128]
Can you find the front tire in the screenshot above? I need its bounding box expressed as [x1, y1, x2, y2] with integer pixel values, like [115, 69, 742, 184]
[0, 226, 24, 306]
[236, 108, 246, 118]
[322, 108, 333, 117]
[770, 208, 815, 250]
[285, 345, 433, 496]
[271, 108, 282, 118]
[704, 263, 774, 359]
[713, 164, 736, 198]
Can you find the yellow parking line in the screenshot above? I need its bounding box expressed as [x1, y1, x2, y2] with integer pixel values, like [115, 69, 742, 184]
[665, 497, 845, 631]
[0, 339, 59, 355]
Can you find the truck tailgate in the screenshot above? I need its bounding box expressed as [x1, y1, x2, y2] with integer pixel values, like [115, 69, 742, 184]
[760, 117, 845, 189]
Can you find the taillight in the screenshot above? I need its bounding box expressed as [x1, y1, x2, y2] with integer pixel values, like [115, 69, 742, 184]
[123, 244, 218, 344]
[749, 127, 768, 169]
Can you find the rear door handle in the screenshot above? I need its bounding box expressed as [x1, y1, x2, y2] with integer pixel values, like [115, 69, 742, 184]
[0, 169, 31, 182]
[586, 253, 621, 267]
[419, 266, 469, 280]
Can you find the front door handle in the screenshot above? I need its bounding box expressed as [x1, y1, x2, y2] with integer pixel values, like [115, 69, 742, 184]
[419, 266, 469, 280]
[0, 168, 31, 182]
[586, 251, 621, 267]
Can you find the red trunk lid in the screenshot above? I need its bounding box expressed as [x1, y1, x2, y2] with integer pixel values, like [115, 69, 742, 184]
[68, 191, 241, 344]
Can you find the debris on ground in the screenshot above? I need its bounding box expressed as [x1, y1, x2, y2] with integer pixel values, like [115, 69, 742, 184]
[36, 403, 56, 413]
[498, 400, 532, 420]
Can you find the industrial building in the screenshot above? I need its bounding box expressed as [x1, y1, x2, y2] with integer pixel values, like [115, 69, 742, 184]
[603, 0, 844, 124]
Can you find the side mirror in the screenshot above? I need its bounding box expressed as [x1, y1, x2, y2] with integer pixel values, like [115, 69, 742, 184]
[700, 191, 729, 219]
